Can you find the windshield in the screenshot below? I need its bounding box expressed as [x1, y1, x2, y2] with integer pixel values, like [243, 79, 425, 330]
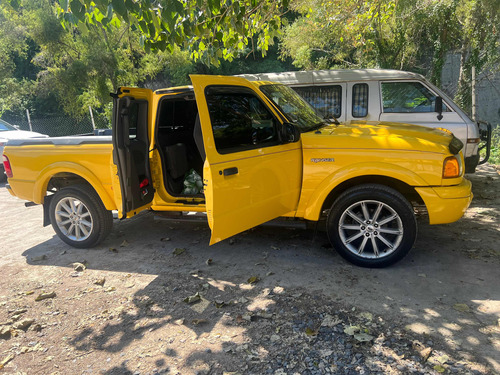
[260, 84, 326, 132]
[0, 119, 17, 131]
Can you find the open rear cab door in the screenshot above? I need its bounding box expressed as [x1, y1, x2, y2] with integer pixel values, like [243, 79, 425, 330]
[112, 87, 155, 218]
[190, 75, 303, 245]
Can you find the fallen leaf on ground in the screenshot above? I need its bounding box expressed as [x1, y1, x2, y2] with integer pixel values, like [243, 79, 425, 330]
[183, 292, 201, 304]
[433, 364, 445, 373]
[214, 300, 225, 308]
[305, 327, 318, 336]
[104, 287, 116, 292]
[172, 248, 186, 256]
[344, 325, 360, 335]
[0, 353, 15, 369]
[453, 303, 471, 313]
[11, 309, 27, 316]
[12, 319, 34, 331]
[73, 262, 86, 272]
[321, 314, 342, 327]
[109, 247, 118, 253]
[24, 291, 34, 296]
[35, 292, 56, 302]
[120, 240, 129, 247]
[192, 319, 208, 326]
[247, 276, 260, 284]
[0, 326, 11, 339]
[354, 333, 374, 342]
[94, 278, 106, 286]
[358, 312, 373, 321]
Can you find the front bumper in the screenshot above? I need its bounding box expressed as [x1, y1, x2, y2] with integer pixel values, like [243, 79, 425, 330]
[415, 178, 472, 225]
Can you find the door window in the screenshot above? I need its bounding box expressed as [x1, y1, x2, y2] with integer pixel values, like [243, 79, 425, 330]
[293, 85, 342, 118]
[352, 83, 369, 117]
[206, 87, 279, 154]
[381, 82, 449, 113]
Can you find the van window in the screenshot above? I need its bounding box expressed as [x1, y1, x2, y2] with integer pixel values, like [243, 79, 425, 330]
[352, 83, 369, 117]
[206, 87, 279, 154]
[382, 82, 449, 113]
[293, 85, 342, 118]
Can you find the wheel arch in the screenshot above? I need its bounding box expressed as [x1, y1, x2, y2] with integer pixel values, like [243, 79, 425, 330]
[35, 163, 117, 211]
[303, 164, 427, 221]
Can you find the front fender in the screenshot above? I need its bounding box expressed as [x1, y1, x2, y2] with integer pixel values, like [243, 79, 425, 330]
[303, 162, 429, 221]
[34, 162, 116, 211]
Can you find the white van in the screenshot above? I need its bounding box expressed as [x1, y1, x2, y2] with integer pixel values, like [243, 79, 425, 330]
[239, 69, 491, 173]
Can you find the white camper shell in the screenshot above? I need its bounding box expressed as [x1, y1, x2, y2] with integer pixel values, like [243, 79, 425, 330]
[239, 69, 491, 173]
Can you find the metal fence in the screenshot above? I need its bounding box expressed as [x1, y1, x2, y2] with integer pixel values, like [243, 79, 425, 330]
[0, 111, 110, 137]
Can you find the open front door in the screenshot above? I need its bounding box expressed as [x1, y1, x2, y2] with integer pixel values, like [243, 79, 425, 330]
[112, 88, 155, 219]
[191, 75, 303, 244]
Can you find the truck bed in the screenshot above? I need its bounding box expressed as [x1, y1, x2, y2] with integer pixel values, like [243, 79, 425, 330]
[6, 135, 112, 146]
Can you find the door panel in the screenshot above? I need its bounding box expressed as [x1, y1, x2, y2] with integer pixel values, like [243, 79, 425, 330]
[112, 88, 155, 218]
[191, 75, 302, 244]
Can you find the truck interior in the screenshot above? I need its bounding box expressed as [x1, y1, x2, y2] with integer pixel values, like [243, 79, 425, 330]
[155, 92, 205, 197]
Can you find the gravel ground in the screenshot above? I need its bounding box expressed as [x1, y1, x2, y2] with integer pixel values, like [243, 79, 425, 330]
[0, 164, 499, 375]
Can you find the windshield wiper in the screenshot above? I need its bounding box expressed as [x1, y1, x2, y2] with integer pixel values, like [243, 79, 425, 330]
[309, 121, 329, 133]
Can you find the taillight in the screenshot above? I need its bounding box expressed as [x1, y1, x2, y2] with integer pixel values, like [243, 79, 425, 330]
[2, 155, 13, 178]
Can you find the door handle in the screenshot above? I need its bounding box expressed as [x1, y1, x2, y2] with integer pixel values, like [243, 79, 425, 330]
[221, 167, 238, 176]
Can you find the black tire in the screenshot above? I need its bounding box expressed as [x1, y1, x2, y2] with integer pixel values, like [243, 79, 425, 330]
[326, 184, 417, 268]
[49, 184, 113, 248]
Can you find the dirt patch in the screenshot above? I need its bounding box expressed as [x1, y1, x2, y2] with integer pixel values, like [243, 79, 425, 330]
[0, 164, 499, 374]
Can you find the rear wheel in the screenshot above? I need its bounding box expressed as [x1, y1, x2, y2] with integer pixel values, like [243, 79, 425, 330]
[326, 184, 417, 268]
[49, 185, 113, 248]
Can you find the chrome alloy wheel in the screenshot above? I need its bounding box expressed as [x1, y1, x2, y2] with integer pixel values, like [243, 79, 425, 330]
[338, 200, 403, 259]
[54, 197, 93, 242]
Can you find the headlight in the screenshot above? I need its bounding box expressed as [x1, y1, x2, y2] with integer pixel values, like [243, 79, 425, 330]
[443, 155, 463, 178]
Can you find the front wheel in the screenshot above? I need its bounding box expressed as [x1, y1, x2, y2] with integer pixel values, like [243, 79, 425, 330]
[326, 184, 417, 268]
[49, 185, 113, 248]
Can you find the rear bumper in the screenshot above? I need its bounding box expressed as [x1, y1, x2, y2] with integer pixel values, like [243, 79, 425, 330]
[415, 178, 472, 225]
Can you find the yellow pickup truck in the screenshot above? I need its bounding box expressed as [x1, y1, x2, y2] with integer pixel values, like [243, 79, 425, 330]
[2, 75, 472, 267]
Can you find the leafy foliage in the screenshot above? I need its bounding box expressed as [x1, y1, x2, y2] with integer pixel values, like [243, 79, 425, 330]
[50, 0, 289, 66]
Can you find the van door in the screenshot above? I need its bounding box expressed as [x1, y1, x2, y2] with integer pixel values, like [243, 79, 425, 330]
[190, 75, 303, 245]
[112, 88, 155, 219]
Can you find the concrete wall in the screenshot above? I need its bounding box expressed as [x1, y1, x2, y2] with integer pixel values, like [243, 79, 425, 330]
[441, 53, 500, 126]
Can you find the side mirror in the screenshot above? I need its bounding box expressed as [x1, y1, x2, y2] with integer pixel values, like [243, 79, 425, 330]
[282, 123, 300, 143]
[435, 96, 443, 121]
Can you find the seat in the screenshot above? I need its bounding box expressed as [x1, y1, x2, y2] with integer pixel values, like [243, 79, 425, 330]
[164, 143, 189, 194]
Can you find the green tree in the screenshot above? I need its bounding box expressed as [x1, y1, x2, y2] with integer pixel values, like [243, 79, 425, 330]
[47, 0, 290, 66]
[280, 0, 500, 113]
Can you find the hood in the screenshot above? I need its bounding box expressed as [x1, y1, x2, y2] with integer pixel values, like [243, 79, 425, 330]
[0, 130, 49, 140]
[301, 121, 453, 154]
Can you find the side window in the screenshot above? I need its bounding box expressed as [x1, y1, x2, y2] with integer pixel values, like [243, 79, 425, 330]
[293, 85, 342, 118]
[352, 83, 369, 117]
[381, 82, 450, 113]
[120, 99, 146, 140]
[206, 87, 279, 154]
